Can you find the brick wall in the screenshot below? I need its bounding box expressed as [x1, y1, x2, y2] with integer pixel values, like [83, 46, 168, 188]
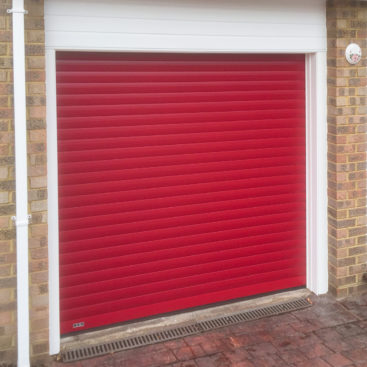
[327, 0, 367, 297]
[0, 0, 48, 365]
[0, 0, 17, 362]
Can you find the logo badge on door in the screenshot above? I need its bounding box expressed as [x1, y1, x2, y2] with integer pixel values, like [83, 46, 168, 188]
[72, 322, 85, 329]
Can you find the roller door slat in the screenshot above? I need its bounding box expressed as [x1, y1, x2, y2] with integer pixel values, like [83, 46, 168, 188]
[60, 217, 305, 261]
[59, 181, 304, 210]
[59, 203, 305, 249]
[60, 275, 304, 332]
[60, 247, 304, 286]
[60, 227, 306, 296]
[59, 198, 304, 233]
[58, 80, 305, 98]
[61, 234, 304, 273]
[58, 173, 305, 199]
[57, 70, 304, 84]
[57, 109, 304, 132]
[59, 208, 305, 254]
[60, 227, 304, 267]
[58, 141, 305, 163]
[57, 100, 304, 119]
[57, 118, 304, 140]
[60, 231, 305, 291]
[56, 58, 305, 72]
[58, 151, 302, 176]
[59, 190, 303, 222]
[58, 90, 305, 107]
[59, 163, 303, 186]
[60, 236, 304, 298]
[61, 255, 304, 310]
[61, 267, 305, 322]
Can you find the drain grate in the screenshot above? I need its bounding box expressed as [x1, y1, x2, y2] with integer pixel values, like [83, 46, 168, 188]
[61, 297, 311, 363]
[62, 324, 200, 363]
[198, 298, 311, 331]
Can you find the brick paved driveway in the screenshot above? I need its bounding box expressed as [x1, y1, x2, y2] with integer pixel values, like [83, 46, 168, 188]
[52, 292, 367, 367]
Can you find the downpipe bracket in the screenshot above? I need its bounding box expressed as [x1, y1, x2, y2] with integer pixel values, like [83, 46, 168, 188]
[7, 8, 28, 14]
[11, 214, 32, 227]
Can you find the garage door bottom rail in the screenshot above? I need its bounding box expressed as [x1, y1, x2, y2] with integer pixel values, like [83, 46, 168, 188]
[61, 297, 311, 363]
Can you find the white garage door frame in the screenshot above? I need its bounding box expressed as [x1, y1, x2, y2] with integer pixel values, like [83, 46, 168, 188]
[45, 0, 328, 356]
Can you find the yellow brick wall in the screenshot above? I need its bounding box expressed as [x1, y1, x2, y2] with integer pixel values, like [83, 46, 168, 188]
[0, 0, 17, 362]
[26, 0, 48, 362]
[327, 0, 367, 297]
[0, 0, 48, 364]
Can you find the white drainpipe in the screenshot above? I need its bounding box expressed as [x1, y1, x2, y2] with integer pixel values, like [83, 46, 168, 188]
[8, 0, 30, 366]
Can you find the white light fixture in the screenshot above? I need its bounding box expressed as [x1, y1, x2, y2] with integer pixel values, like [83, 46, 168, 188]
[345, 43, 362, 65]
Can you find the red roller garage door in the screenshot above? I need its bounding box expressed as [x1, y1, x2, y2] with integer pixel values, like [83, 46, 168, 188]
[56, 52, 306, 334]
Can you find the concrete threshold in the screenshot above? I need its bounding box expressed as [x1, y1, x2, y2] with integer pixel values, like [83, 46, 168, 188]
[61, 288, 311, 351]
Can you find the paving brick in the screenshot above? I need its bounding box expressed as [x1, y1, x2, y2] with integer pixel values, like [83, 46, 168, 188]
[340, 296, 367, 320]
[301, 343, 334, 359]
[294, 357, 333, 367]
[245, 342, 278, 358]
[226, 334, 253, 348]
[80, 355, 116, 367]
[342, 349, 367, 365]
[167, 362, 198, 367]
[186, 335, 227, 356]
[323, 353, 353, 367]
[347, 332, 367, 350]
[116, 353, 156, 367]
[335, 322, 365, 337]
[251, 354, 287, 367]
[51, 361, 83, 367]
[171, 346, 197, 361]
[230, 361, 255, 367]
[163, 339, 188, 350]
[271, 333, 300, 351]
[223, 347, 250, 363]
[278, 349, 309, 364]
[315, 328, 353, 353]
[150, 348, 177, 366]
[289, 319, 320, 333]
[195, 353, 231, 367]
[294, 303, 357, 329]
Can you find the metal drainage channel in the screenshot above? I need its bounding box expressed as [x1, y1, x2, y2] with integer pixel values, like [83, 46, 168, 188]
[62, 298, 311, 363]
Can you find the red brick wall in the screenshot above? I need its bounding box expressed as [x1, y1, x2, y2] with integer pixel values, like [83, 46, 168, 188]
[327, 0, 367, 297]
